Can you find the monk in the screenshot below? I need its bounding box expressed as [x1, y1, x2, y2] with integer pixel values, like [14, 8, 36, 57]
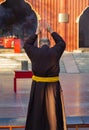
[24, 22, 66, 130]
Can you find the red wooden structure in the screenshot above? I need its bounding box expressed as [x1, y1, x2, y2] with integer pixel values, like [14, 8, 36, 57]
[27, 0, 89, 52]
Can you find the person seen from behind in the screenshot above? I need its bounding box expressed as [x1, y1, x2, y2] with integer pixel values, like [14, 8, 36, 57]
[24, 21, 67, 130]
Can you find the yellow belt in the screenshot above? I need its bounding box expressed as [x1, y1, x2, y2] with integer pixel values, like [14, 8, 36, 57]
[32, 75, 59, 82]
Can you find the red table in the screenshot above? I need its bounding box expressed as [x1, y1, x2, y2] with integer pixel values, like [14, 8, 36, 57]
[14, 70, 33, 93]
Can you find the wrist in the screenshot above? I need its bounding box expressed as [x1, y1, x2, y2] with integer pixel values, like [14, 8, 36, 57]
[49, 29, 53, 34]
[47, 26, 53, 33]
[35, 30, 41, 35]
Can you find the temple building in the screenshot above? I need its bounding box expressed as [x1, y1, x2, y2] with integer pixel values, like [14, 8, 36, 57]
[0, 0, 89, 52]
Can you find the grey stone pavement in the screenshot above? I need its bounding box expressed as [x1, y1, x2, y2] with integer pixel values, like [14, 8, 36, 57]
[0, 50, 89, 130]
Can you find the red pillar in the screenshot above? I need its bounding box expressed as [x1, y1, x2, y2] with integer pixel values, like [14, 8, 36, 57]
[59, 0, 66, 41]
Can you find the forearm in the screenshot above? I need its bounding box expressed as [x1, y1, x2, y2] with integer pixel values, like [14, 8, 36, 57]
[51, 32, 64, 43]
[24, 34, 37, 47]
[51, 32, 66, 47]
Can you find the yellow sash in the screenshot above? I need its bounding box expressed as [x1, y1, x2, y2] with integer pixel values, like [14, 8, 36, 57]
[32, 75, 59, 82]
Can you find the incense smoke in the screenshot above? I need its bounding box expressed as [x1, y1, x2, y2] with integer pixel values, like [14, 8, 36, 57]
[0, 0, 37, 40]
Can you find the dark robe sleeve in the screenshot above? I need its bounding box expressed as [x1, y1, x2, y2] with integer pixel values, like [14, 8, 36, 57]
[23, 34, 37, 59]
[51, 32, 66, 58]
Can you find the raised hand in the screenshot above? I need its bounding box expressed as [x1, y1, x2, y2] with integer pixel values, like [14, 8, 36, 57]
[44, 22, 53, 33]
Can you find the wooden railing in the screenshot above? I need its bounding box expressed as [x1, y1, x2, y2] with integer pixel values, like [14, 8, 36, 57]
[0, 125, 25, 130]
[0, 116, 89, 130]
[0, 124, 89, 130]
[67, 124, 89, 130]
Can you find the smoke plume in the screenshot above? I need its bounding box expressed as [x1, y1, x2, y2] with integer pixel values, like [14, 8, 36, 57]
[0, 0, 37, 40]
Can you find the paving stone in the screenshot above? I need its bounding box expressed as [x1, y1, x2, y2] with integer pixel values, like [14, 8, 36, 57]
[62, 53, 79, 73]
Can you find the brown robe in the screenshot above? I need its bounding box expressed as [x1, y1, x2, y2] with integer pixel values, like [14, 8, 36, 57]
[24, 32, 66, 130]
